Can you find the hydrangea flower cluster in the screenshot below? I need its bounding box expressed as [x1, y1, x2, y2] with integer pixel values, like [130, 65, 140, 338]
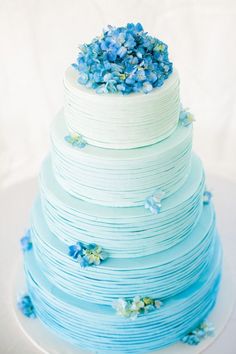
[68, 241, 108, 268]
[181, 322, 214, 345]
[112, 296, 163, 320]
[64, 132, 87, 149]
[145, 190, 165, 214]
[17, 294, 36, 318]
[72, 23, 173, 94]
[20, 229, 33, 252]
[179, 108, 195, 127]
[203, 190, 212, 205]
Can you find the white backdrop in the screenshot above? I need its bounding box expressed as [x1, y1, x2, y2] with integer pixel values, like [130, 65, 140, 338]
[1, 0, 236, 189]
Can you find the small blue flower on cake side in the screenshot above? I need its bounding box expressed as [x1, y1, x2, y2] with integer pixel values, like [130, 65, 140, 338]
[64, 132, 87, 148]
[17, 294, 36, 318]
[68, 241, 84, 259]
[203, 190, 212, 205]
[68, 241, 108, 268]
[145, 190, 165, 214]
[20, 229, 32, 252]
[72, 23, 173, 94]
[179, 108, 195, 127]
[112, 296, 163, 320]
[181, 322, 214, 345]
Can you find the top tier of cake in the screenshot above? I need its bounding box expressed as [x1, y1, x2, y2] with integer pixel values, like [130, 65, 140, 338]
[63, 23, 180, 149]
[64, 67, 180, 149]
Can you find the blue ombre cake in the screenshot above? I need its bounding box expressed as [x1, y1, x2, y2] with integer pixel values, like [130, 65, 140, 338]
[19, 23, 222, 353]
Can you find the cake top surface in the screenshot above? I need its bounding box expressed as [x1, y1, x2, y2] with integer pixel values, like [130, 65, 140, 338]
[72, 23, 173, 95]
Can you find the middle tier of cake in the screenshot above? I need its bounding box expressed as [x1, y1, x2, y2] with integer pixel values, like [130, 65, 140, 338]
[40, 153, 204, 258]
[51, 111, 192, 207]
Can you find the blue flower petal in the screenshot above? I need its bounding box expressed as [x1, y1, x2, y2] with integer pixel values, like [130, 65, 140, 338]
[203, 190, 212, 205]
[87, 243, 97, 250]
[117, 46, 127, 58]
[143, 81, 153, 94]
[64, 133, 87, 149]
[179, 109, 195, 127]
[20, 230, 33, 252]
[145, 190, 165, 214]
[17, 295, 36, 319]
[80, 256, 89, 268]
[78, 72, 89, 85]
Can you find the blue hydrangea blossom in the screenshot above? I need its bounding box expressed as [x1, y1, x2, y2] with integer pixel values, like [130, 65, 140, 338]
[145, 190, 165, 214]
[72, 23, 173, 94]
[68, 241, 108, 268]
[181, 322, 214, 345]
[112, 296, 163, 320]
[17, 294, 36, 318]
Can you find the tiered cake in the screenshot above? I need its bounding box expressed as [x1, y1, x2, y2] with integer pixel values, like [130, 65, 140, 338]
[19, 23, 222, 353]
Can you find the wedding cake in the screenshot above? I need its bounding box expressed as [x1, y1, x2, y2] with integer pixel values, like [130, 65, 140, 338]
[19, 23, 222, 353]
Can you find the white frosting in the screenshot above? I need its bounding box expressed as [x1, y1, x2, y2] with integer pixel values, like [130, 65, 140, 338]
[63, 66, 180, 149]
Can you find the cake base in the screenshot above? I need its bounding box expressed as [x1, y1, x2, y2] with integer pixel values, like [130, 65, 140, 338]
[13, 261, 234, 354]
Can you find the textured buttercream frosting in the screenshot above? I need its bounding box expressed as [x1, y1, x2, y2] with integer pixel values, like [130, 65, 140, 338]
[40, 153, 204, 258]
[64, 66, 180, 149]
[51, 111, 192, 207]
[24, 238, 221, 353]
[31, 198, 217, 305]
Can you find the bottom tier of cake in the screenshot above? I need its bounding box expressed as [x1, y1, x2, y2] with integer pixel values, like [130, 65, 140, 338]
[23, 239, 222, 354]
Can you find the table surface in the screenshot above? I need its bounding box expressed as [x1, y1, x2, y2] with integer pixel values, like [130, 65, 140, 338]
[1, 174, 236, 354]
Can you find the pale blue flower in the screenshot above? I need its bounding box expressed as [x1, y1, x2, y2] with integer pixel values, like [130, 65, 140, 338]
[96, 84, 108, 94]
[17, 294, 36, 319]
[112, 298, 131, 318]
[144, 304, 156, 313]
[125, 36, 136, 49]
[84, 244, 109, 266]
[181, 322, 214, 345]
[143, 81, 153, 94]
[125, 76, 136, 85]
[147, 71, 158, 83]
[20, 229, 32, 252]
[117, 46, 127, 58]
[79, 256, 90, 268]
[182, 333, 200, 345]
[136, 69, 146, 81]
[154, 299, 163, 309]
[105, 79, 117, 93]
[64, 132, 87, 148]
[179, 109, 195, 127]
[107, 47, 118, 62]
[113, 296, 163, 319]
[68, 241, 84, 259]
[78, 72, 89, 85]
[68, 241, 108, 267]
[72, 23, 173, 95]
[117, 83, 126, 92]
[117, 32, 126, 45]
[203, 190, 212, 205]
[130, 296, 145, 311]
[145, 190, 165, 214]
